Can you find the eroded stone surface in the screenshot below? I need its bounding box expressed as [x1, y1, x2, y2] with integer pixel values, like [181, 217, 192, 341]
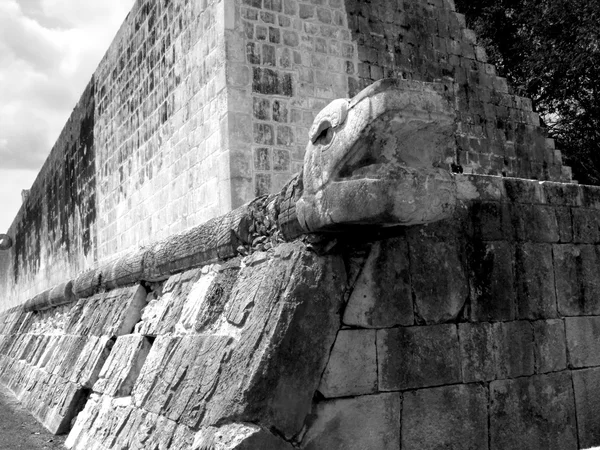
[318, 329, 377, 397]
[300, 393, 401, 450]
[573, 367, 600, 449]
[402, 384, 488, 450]
[490, 373, 577, 450]
[342, 239, 413, 328]
[378, 324, 461, 390]
[296, 79, 458, 233]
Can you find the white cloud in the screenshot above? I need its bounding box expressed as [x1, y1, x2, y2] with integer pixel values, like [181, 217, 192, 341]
[0, 0, 135, 231]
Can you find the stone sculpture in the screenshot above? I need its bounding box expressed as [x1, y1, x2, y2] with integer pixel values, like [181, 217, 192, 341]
[0, 234, 12, 251]
[24, 78, 462, 311]
[295, 78, 458, 233]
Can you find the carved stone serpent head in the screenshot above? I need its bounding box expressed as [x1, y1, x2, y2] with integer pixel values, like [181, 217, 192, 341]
[295, 78, 459, 233]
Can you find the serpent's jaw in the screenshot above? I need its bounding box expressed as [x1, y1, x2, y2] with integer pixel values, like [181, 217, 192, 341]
[296, 79, 459, 233]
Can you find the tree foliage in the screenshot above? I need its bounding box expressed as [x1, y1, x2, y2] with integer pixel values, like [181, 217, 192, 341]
[455, 0, 600, 184]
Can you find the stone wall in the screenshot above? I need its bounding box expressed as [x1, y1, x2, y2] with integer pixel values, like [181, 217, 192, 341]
[1, 174, 600, 449]
[1, 0, 231, 308]
[0, 0, 573, 311]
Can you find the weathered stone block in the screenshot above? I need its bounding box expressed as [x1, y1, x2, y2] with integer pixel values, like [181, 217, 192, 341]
[468, 240, 516, 321]
[504, 177, 545, 204]
[300, 393, 401, 450]
[554, 244, 600, 316]
[469, 201, 510, 240]
[490, 373, 577, 450]
[69, 336, 114, 388]
[515, 243, 557, 319]
[555, 206, 573, 242]
[402, 384, 488, 450]
[193, 423, 293, 450]
[565, 316, 600, 368]
[318, 329, 377, 397]
[526, 205, 560, 242]
[533, 319, 566, 373]
[573, 208, 600, 243]
[378, 324, 461, 390]
[342, 239, 413, 328]
[408, 235, 468, 324]
[459, 322, 495, 382]
[131, 243, 345, 440]
[494, 321, 534, 379]
[573, 367, 600, 449]
[459, 321, 533, 382]
[94, 334, 152, 397]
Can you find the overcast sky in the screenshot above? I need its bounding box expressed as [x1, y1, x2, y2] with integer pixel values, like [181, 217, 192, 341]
[0, 0, 135, 233]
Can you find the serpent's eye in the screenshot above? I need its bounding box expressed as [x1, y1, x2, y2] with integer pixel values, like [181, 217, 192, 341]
[312, 122, 334, 146]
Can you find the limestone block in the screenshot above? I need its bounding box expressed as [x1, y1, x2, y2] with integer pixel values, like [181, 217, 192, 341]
[65, 393, 101, 449]
[490, 373, 577, 450]
[378, 324, 461, 390]
[408, 235, 468, 324]
[573, 208, 600, 243]
[69, 336, 114, 388]
[66, 285, 147, 337]
[192, 423, 293, 449]
[457, 174, 505, 202]
[523, 205, 560, 242]
[459, 322, 496, 382]
[469, 201, 511, 240]
[134, 268, 204, 335]
[459, 321, 533, 382]
[93, 334, 151, 397]
[201, 243, 345, 438]
[42, 380, 88, 435]
[496, 321, 534, 378]
[565, 316, 600, 368]
[555, 206, 573, 242]
[468, 240, 516, 321]
[533, 319, 566, 373]
[318, 329, 377, 397]
[402, 384, 488, 450]
[515, 243, 557, 319]
[67, 394, 134, 450]
[554, 244, 600, 316]
[342, 238, 414, 328]
[542, 181, 582, 206]
[572, 367, 600, 449]
[300, 393, 401, 450]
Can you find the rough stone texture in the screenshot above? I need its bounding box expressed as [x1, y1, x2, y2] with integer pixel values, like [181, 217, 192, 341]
[342, 239, 413, 327]
[458, 321, 534, 382]
[93, 334, 152, 397]
[318, 329, 377, 397]
[467, 240, 516, 321]
[192, 423, 293, 450]
[490, 373, 577, 450]
[402, 384, 488, 450]
[378, 324, 461, 390]
[565, 316, 600, 368]
[408, 232, 468, 324]
[554, 244, 600, 316]
[68, 242, 346, 448]
[515, 243, 557, 319]
[300, 393, 401, 450]
[533, 319, 567, 374]
[494, 321, 534, 379]
[297, 79, 458, 234]
[458, 322, 495, 382]
[572, 367, 600, 449]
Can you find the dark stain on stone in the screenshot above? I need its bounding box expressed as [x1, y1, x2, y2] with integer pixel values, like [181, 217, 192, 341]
[13, 78, 97, 282]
